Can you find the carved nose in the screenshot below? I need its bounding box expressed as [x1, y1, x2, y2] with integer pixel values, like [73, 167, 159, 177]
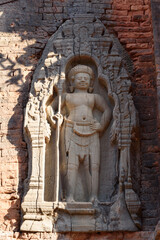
[81, 78, 86, 82]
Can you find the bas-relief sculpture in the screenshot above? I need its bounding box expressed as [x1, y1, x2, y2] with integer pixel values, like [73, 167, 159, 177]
[21, 14, 141, 232]
[47, 65, 111, 203]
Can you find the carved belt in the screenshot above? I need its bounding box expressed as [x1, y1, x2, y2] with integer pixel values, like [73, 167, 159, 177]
[64, 118, 96, 136]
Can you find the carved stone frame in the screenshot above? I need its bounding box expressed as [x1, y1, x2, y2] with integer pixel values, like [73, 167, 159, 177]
[21, 15, 141, 232]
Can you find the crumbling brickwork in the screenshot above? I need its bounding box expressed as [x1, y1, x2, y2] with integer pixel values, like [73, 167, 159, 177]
[0, 231, 155, 240]
[0, 0, 159, 239]
[110, 0, 159, 232]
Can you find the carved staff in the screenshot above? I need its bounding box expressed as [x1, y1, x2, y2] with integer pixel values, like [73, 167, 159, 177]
[55, 75, 65, 202]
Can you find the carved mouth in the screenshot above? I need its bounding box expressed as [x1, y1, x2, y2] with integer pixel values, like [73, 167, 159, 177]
[79, 83, 87, 86]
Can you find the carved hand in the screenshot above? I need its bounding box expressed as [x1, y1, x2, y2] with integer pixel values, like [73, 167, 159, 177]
[53, 113, 63, 127]
[90, 120, 102, 132]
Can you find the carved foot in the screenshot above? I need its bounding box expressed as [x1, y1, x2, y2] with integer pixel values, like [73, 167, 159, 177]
[66, 196, 75, 202]
[89, 196, 99, 204]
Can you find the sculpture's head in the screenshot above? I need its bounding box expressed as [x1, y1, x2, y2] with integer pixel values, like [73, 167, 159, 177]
[68, 65, 94, 92]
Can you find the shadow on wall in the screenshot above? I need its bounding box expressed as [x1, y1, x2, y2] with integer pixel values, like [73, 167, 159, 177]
[0, 0, 60, 231]
[0, 0, 114, 231]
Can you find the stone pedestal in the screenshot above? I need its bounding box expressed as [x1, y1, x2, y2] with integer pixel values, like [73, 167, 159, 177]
[21, 202, 53, 232]
[55, 202, 96, 232]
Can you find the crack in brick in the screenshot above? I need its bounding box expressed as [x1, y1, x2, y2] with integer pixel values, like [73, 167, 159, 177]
[0, 0, 18, 6]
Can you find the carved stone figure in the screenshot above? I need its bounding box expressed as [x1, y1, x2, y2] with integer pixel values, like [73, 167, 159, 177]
[47, 65, 111, 202]
[21, 15, 141, 232]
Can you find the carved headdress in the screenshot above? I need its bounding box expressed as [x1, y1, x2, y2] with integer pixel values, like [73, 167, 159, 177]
[68, 65, 94, 81]
[67, 64, 94, 92]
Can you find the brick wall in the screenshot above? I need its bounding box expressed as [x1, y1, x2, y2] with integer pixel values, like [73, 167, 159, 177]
[151, 1, 160, 231]
[0, 231, 155, 240]
[110, 0, 159, 232]
[0, 0, 159, 238]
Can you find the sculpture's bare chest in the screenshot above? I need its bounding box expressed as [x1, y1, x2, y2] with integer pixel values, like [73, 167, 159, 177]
[66, 93, 94, 110]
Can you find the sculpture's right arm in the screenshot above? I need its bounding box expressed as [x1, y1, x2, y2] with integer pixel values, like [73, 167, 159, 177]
[46, 94, 66, 128]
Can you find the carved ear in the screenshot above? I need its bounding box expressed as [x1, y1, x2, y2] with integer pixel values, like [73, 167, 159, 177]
[88, 87, 93, 93]
[69, 86, 74, 92]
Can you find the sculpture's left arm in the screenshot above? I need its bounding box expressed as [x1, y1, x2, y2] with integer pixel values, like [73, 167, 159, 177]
[94, 94, 112, 132]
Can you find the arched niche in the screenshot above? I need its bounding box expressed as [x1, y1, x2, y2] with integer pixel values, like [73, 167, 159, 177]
[21, 15, 141, 232]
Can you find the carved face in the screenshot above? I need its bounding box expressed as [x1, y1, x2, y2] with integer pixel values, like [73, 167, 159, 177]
[74, 72, 91, 90]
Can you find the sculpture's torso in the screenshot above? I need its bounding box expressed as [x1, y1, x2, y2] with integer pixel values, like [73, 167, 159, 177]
[65, 92, 95, 122]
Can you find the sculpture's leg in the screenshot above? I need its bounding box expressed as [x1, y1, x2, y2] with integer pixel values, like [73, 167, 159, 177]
[90, 163, 99, 201]
[66, 149, 79, 202]
[90, 137, 100, 201]
[84, 155, 91, 200]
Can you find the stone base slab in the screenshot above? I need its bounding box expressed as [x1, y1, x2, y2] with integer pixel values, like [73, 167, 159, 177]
[55, 202, 96, 232]
[21, 201, 138, 232]
[20, 217, 52, 232]
[0, 231, 154, 240]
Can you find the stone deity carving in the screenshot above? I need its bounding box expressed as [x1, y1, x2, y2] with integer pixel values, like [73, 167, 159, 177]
[21, 17, 141, 232]
[47, 65, 111, 202]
